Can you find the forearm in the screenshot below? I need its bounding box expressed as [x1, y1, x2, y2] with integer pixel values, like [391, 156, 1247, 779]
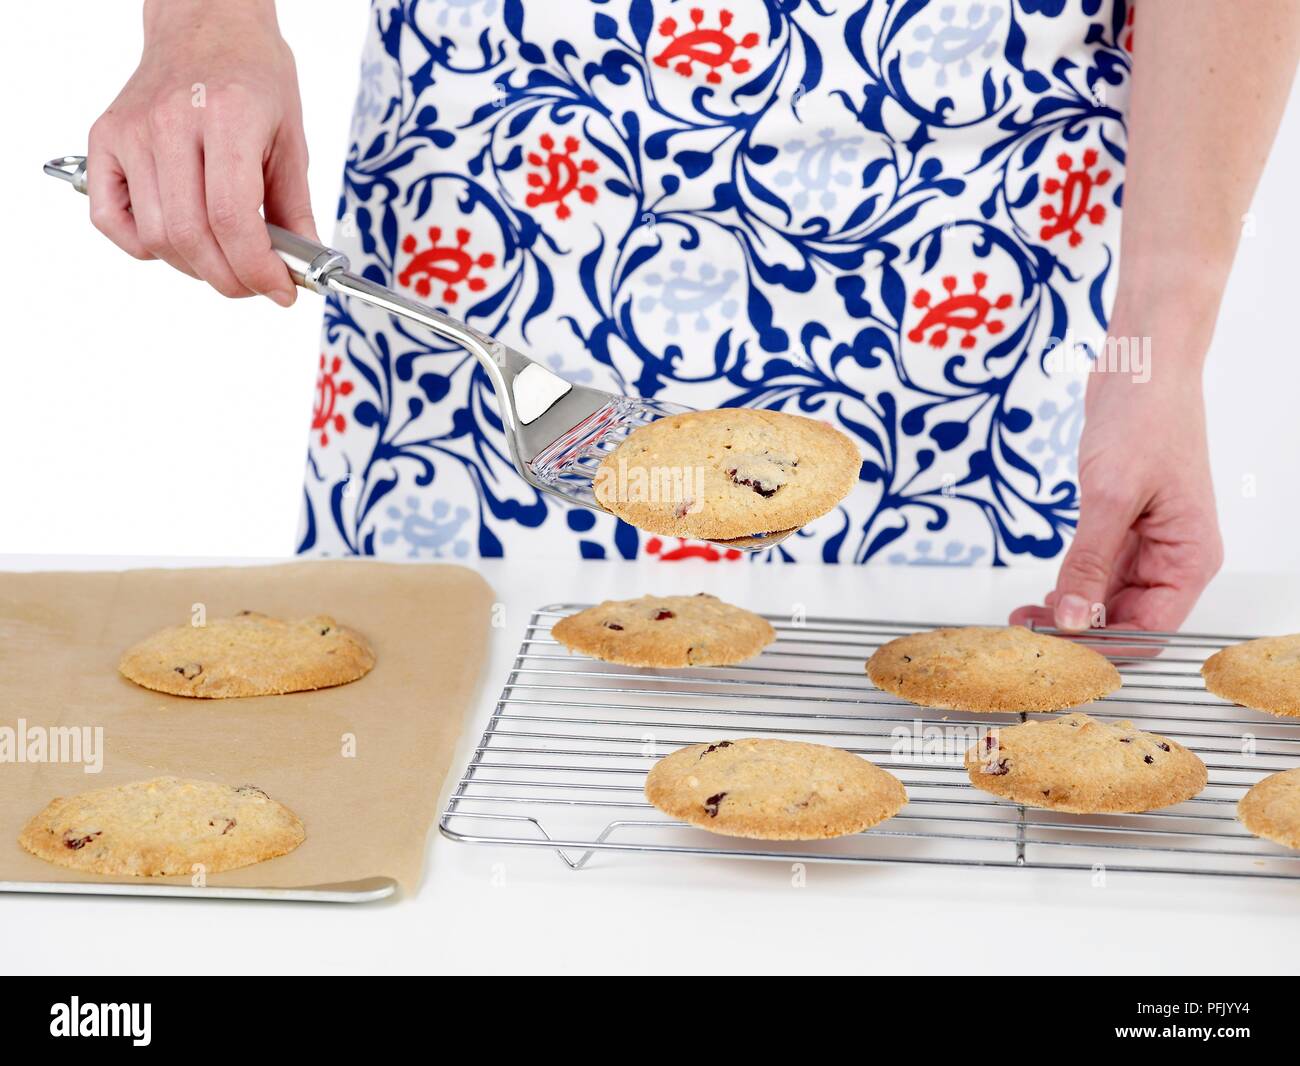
[1113, 0, 1300, 357]
[142, 0, 279, 40]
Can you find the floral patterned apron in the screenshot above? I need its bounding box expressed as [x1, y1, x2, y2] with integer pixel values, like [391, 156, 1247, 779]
[298, 0, 1132, 564]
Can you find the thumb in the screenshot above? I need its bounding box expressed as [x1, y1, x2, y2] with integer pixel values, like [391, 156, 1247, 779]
[1053, 491, 1135, 631]
[264, 131, 319, 243]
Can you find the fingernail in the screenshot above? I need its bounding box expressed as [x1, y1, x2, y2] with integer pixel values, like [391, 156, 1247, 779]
[1055, 593, 1092, 631]
[270, 290, 294, 308]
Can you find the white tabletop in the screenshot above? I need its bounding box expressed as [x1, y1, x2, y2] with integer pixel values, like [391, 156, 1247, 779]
[4, 554, 1298, 976]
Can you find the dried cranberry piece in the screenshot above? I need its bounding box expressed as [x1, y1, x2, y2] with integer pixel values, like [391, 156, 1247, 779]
[703, 792, 727, 817]
[653, 610, 675, 621]
[1144, 755, 1155, 764]
[700, 741, 733, 758]
[63, 831, 101, 850]
[1158, 742, 1171, 752]
[726, 469, 778, 498]
[604, 622, 624, 631]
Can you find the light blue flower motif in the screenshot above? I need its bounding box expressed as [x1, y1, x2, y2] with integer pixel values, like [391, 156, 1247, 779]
[351, 60, 388, 141]
[773, 128, 862, 210]
[908, 4, 1004, 87]
[380, 497, 472, 558]
[1026, 379, 1085, 479]
[435, 0, 500, 30]
[887, 540, 989, 566]
[546, 353, 593, 384]
[638, 260, 740, 336]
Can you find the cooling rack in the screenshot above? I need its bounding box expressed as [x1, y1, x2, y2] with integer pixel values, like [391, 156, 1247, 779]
[439, 608, 1300, 881]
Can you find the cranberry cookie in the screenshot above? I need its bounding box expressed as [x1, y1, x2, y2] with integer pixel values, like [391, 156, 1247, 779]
[1202, 634, 1300, 717]
[119, 611, 375, 698]
[645, 737, 907, 840]
[964, 713, 1207, 813]
[593, 408, 860, 540]
[19, 776, 305, 876]
[551, 593, 775, 667]
[1238, 768, 1300, 850]
[867, 625, 1121, 712]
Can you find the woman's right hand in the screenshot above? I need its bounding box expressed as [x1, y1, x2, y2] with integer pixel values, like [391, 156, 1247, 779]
[87, 0, 316, 306]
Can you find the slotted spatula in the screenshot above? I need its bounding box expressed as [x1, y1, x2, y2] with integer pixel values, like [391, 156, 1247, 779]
[45, 153, 798, 552]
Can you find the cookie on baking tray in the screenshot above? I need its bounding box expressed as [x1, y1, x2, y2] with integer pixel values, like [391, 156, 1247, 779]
[866, 625, 1121, 712]
[1201, 634, 1300, 717]
[1238, 768, 1300, 850]
[964, 713, 1207, 813]
[593, 408, 860, 541]
[119, 611, 375, 698]
[551, 593, 775, 668]
[644, 737, 907, 840]
[18, 776, 305, 876]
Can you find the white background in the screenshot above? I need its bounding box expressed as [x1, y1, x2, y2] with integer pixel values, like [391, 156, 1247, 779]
[2, 2, 1300, 571]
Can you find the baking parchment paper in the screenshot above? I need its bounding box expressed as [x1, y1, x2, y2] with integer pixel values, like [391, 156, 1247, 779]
[0, 559, 493, 894]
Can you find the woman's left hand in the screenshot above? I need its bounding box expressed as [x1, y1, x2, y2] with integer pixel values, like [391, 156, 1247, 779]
[1010, 353, 1223, 633]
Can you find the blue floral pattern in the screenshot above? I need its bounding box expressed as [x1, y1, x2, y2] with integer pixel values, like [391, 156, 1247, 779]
[298, 0, 1132, 564]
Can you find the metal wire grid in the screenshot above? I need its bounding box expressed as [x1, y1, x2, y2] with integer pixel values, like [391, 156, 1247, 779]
[439, 609, 1300, 881]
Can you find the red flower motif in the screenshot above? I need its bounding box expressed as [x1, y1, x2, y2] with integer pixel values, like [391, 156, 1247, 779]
[645, 536, 743, 562]
[526, 133, 599, 220]
[312, 354, 354, 447]
[397, 226, 495, 304]
[908, 273, 1014, 350]
[653, 8, 760, 85]
[1039, 148, 1112, 247]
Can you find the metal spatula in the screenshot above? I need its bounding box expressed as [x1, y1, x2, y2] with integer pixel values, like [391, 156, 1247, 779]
[45, 154, 798, 552]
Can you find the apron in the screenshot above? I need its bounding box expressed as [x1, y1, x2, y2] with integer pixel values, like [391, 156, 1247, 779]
[298, 0, 1133, 564]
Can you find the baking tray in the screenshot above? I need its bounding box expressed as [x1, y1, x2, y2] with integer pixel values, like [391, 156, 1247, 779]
[0, 876, 396, 903]
[440, 608, 1300, 881]
[0, 561, 493, 904]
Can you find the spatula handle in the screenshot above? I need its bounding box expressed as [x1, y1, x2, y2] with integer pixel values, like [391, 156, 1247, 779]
[43, 154, 348, 292]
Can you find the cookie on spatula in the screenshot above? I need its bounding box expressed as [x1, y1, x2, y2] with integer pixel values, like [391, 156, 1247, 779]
[593, 408, 860, 541]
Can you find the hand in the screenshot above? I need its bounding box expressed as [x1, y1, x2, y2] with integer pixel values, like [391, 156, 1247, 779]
[87, 0, 315, 305]
[1010, 359, 1223, 634]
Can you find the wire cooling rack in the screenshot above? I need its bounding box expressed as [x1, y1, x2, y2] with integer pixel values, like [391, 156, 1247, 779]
[439, 608, 1300, 881]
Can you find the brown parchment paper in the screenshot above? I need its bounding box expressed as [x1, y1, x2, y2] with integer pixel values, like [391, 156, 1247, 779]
[0, 560, 493, 894]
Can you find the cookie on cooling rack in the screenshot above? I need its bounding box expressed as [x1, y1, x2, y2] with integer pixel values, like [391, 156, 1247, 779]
[551, 594, 775, 668]
[1201, 634, 1300, 717]
[119, 611, 375, 698]
[19, 777, 305, 876]
[866, 625, 1121, 713]
[592, 408, 860, 541]
[964, 713, 1207, 814]
[644, 737, 907, 840]
[1238, 768, 1300, 850]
